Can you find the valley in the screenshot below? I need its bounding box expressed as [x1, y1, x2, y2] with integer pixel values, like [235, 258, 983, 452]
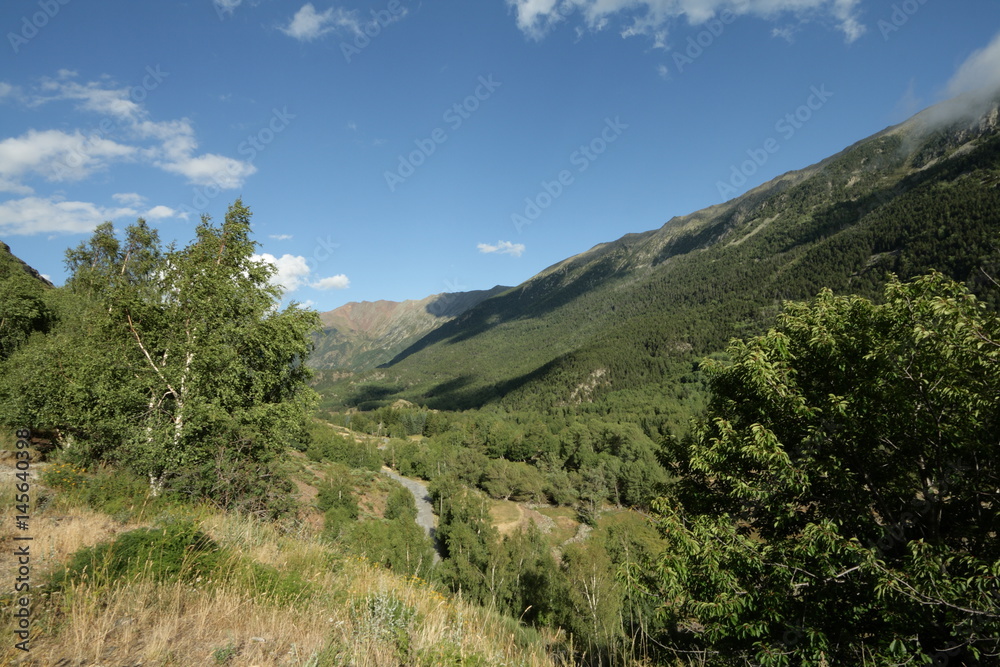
[2, 92, 999, 666]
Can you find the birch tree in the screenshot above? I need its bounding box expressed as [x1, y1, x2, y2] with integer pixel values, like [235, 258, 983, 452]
[15, 200, 318, 512]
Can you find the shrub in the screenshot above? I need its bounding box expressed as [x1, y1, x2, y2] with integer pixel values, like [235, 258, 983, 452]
[49, 519, 223, 589]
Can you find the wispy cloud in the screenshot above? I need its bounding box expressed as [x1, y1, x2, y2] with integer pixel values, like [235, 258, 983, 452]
[213, 0, 243, 16]
[478, 240, 526, 257]
[946, 30, 1000, 100]
[507, 0, 865, 44]
[269, 233, 294, 240]
[0, 73, 257, 200]
[914, 30, 1000, 131]
[112, 192, 146, 206]
[281, 4, 361, 41]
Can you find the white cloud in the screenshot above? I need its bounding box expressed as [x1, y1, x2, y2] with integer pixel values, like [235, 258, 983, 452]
[1, 76, 257, 193]
[0, 196, 136, 236]
[946, 30, 1000, 100]
[144, 205, 179, 220]
[0, 129, 135, 183]
[312, 274, 350, 290]
[252, 253, 313, 294]
[136, 118, 257, 189]
[508, 0, 865, 43]
[281, 4, 361, 41]
[269, 234, 293, 240]
[158, 152, 257, 188]
[252, 253, 350, 295]
[478, 241, 526, 257]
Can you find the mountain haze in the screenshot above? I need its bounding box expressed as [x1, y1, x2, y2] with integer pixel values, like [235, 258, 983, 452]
[319, 94, 1000, 417]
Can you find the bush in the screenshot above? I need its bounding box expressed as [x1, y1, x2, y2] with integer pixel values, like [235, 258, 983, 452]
[40, 462, 87, 491]
[384, 485, 417, 521]
[42, 463, 182, 522]
[49, 519, 223, 589]
[344, 517, 435, 576]
[319, 471, 359, 540]
[306, 423, 381, 471]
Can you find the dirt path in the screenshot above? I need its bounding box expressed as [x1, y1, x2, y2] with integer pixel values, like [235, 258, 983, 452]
[380, 467, 442, 563]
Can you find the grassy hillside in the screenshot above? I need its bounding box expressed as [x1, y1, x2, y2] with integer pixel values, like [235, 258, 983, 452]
[0, 436, 564, 666]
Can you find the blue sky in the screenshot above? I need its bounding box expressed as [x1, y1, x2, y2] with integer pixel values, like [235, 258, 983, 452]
[1, 0, 999, 311]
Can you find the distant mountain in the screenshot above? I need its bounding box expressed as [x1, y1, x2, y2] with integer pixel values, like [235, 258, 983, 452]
[319, 92, 1000, 417]
[309, 286, 511, 372]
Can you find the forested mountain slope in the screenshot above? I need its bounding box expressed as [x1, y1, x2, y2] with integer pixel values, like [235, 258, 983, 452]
[321, 96, 1000, 418]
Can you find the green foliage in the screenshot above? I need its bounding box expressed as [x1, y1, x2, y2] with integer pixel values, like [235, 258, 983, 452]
[646, 272, 1000, 664]
[318, 469, 360, 541]
[384, 485, 417, 521]
[41, 463, 183, 522]
[0, 242, 53, 361]
[350, 591, 416, 663]
[305, 425, 381, 471]
[49, 519, 222, 589]
[40, 462, 87, 491]
[212, 642, 239, 664]
[0, 201, 319, 514]
[343, 516, 435, 577]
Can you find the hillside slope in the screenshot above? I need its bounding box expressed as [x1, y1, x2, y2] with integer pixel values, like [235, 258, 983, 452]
[321, 94, 1000, 416]
[0, 241, 54, 360]
[309, 285, 510, 372]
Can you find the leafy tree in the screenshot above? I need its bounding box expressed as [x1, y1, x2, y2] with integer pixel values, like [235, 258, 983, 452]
[1, 201, 318, 513]
[0, 243, 53, 361]
[559, 540, 624, 662]
[647, 272, 1000, 664]
[319, 470, 360, 540]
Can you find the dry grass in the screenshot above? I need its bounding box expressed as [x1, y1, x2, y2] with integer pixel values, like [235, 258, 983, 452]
[1, 482, 566, 667]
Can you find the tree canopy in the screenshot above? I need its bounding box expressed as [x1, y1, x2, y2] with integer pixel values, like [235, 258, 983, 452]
[0, 201, 319, 514]
[646, 272, 1000, 665]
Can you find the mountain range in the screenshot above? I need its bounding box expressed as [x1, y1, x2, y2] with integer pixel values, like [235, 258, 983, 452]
[313, 93, 1000, 419]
